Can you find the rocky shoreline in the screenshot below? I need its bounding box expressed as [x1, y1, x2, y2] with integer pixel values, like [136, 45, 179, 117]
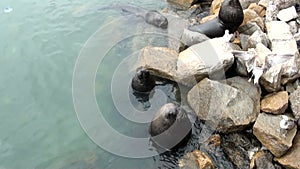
[134, 0, 300, 168]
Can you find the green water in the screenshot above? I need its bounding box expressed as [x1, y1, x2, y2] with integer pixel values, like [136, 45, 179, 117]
[0, 0, 185, 168]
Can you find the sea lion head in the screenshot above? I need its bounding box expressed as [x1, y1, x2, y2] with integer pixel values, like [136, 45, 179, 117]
[131, 67, 155, 92]
[145, 10, 168, 29]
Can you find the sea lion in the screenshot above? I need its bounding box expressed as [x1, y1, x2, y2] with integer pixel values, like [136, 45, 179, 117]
[98, 4, 168, 29]
[149, 103, 192, 150]
[131, 67, 155, 93]
[188, 0, 244, 38]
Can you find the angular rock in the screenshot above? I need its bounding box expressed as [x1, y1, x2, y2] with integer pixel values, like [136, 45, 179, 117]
[248, 3, 266, 17]
[187, 77, 260, 133]
[250, 150, 279, 169]
[261, 91, 289, 114]
[240, 34, 251, 50]
[289, 21, 298, 35]
[135, 46, 178, 80]
[260, 64, 283, 92]
[244, 30, 270, 50]
[232, 49, 255, 76]
[240, 0, 260, 9]
[222, 133, 261, 169]
[266, 21, 298, 56]
[274, 0, 297, 10]
[290, 86, 300, 119]
[238, 22, 262, 35]
[255, 43, 271, 65]
[242, 9, 265, 31]
[180, 29, 210, 47]
[277, 6, 298, 22]
[167, 0, 196, 9]
[179, 150, 215, 169]
[258, 0, 269, 8]
[210, 0, 224, 15]
[176, 38, 238, 87]
[275, 132, 300, 169]
[253, 113, 297, 157]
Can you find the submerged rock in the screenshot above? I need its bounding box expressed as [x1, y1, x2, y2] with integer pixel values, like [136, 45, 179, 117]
[187, 77, 260, 133]
[253, 113, 297, 157]
[289, 86, 300, 119]
[260, 91, 289, 115]
[179, 150, 216, 169]
[275, 132, 300, 169]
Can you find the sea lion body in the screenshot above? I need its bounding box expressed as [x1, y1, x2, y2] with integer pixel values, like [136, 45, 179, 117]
[149, 103, 192, 150]
[131, 67, 155, 92]
[188, 0, 244, 38]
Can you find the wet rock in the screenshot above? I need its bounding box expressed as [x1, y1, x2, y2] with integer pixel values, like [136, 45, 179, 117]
[242, 9, 265, 31]
[260, 91, 289, 115]
[180, 29, 210, 47]
[222, 132, 261, 169]
[248, 3, 266, 17]
[253, 113, 297, 157]
[290, 86, 300, 119]
[176, 38, 238, 87]
[179, 150, 216, 169]
[135, 46, 178, 80]
[277, 6, 298, 22]
[244, 30, 270, 50]
[167, 0, 197, 9]
[250, 150, 279, 169]
[187, 77, 260, 133]
[238, 22, 262, 35]
[275, 132, 300, 169]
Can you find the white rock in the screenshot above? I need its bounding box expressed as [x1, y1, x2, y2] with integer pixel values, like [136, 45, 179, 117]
[277, 6, 298, 22]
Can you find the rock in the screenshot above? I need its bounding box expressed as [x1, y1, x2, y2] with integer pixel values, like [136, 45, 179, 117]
[250, 150, 279, 169]
[266, 21, 298, 56]
[285, 79, 300, 94]
[222, 132, 261, 169]
[200, 14, 217, 23]
[265, 1, 278, 22]
[240, 34, 251, 50]
[289, 21, 298, 35]
[176, 38, 238, 87]
[187, 77, 260, 133]
[242, 9, 265, 31]
[240, 0, 259, 9]
[232, 49, 255, 76]
[260, 64, 283, 92]
[290, 86, 300, 119]
[167, 0, 196, 9]
[248, 3, 266, 17]
[255, 43, 271, 65]
[258, 0, 269, 8]
[244, 30, 270, 50]
[135, 46, 178, 80]
[210, 0, 224, 15]
[178, 150, 215, 169]
[274, 0, 297, 10]
[180, 29, 210, 47]
[277, 6, 298, 22]
[253, 113, 297, 157]
[275, 132, 300, 169]
[238, 22, 262, 35]
[260, 91, 289, 115]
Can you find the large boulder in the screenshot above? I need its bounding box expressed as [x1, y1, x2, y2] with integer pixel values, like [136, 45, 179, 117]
[176, 38, 239, 87]
[167, 0, 196, 9]
[187, 77, 260, 133]
[253, 113, 297, 157]
[275, 132, 300, 169]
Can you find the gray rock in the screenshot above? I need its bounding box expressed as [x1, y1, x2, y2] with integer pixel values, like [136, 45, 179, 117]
[275, 132, 300, 169]
[285, 79, 300, 93]
[240, 0, 259, 9]
[240, 34, 251, 50]
[176, 38, 238, 87]
[232, 50, 255, 76]
[289, 86, 300, 119]
[253, 113, 297, 157]
[260, 64, 283, 92]
[180, 29, 209, 48]
[274, 0, 297, 10]
[277, 6, 298, 22]
[289, 21, 298, 35]
[250, 150, 280, 169]
[135, 46, 178, 80]
[166, 0, 196, 9]
[245, 30, 270, 50]
[238, 22, 262, 35]
[260, 91, 289, 115]
[187, 77, 260, 133]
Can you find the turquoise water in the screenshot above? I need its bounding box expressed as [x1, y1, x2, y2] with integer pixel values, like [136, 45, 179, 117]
[0, 0, 189, 168]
